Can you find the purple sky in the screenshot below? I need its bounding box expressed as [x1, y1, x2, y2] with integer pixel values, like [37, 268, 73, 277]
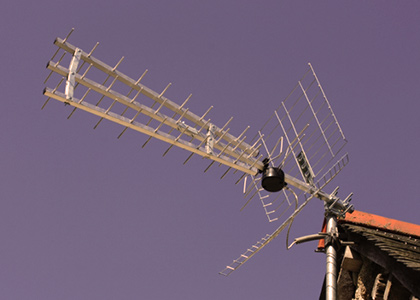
[1, 1, 419, 299]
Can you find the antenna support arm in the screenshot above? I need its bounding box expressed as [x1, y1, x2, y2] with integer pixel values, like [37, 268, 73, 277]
[284, 174, 353, 216]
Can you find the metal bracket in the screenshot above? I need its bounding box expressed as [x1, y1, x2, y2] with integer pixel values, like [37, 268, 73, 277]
[324, 230, 339, 248]
[326, 192, 354, 218]
[65, 48, 82, 101]
[205, 124, 215, 156]
[296, 150, 315, 185]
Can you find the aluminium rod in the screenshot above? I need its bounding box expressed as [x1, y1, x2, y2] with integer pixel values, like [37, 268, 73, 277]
[53, 37, 257, 157]
[325, 213, 338, 300]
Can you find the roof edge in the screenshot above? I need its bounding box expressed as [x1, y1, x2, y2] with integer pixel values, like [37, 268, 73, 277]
[339, 210, 420, 238]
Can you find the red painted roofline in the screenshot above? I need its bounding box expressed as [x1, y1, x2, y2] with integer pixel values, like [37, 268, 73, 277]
[340, 210, 420, 238]
[316, 210, 420, 251]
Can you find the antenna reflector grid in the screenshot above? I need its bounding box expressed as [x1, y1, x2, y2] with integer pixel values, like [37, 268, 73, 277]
[275, 65, 348, 184]
[241, 63, 349, 225]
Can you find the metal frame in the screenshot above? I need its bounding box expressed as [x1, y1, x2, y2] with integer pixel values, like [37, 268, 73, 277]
[43, 31, 355, 300]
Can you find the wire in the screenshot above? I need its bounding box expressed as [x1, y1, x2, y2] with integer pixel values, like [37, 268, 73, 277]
[285, 187, 299, 250]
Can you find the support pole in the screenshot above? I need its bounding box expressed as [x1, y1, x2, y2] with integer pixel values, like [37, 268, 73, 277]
[325, 212, 338, 300]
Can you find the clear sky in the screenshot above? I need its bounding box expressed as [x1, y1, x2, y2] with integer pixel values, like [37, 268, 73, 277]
[1, 1, 419, 299]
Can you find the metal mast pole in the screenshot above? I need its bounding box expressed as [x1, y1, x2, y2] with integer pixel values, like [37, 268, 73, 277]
[325, 211, 338, 300]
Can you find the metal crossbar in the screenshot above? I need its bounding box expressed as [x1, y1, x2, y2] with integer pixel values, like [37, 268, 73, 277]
[43, 35, 264, 177]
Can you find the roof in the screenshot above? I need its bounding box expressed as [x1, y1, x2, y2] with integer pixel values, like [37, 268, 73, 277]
[339, 211, 420, 272]
[341, 210, 420, 238]
[317, 210, 420, 251]
[318, 210, 420, 298]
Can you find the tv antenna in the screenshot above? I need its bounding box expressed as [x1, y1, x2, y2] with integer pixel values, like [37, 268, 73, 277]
[43, 29, 354, 300]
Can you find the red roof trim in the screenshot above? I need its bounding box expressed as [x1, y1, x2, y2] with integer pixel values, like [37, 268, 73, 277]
[340, 210, 420, 238]
[316, 210, 420, 251]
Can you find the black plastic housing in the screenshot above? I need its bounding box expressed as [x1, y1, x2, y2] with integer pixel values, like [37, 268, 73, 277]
[261, 167, 286, 192]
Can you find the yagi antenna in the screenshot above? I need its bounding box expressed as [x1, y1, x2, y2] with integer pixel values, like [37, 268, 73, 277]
[43, 30, 354, 300]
